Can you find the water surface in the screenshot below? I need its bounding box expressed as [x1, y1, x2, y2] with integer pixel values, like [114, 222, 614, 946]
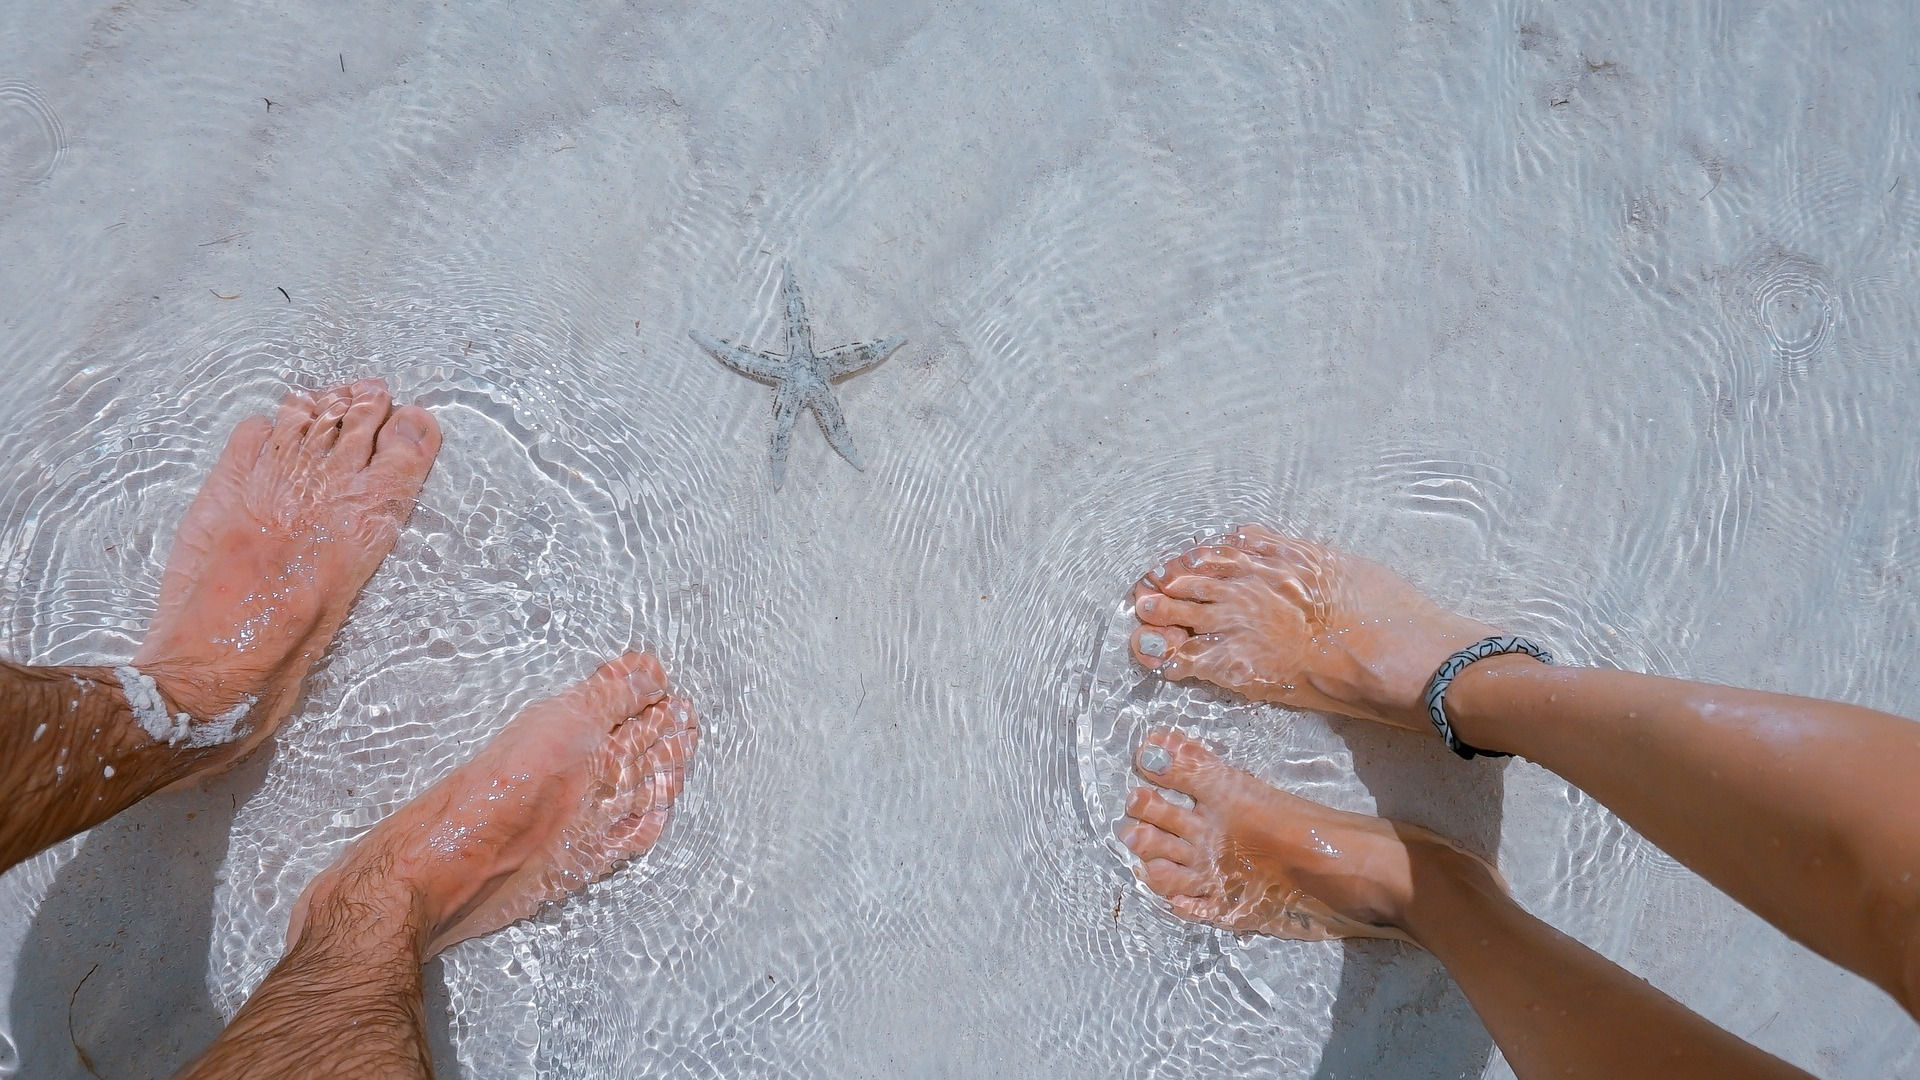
[1, 1, 1917, 1076]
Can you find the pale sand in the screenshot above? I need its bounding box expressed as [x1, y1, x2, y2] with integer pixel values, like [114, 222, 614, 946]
[1, 0, 1917, 1076]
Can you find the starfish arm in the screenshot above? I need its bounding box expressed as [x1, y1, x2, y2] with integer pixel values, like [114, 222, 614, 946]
[819, 336, 905, 380]
[690, 330, 787, 383]
[781, 262, 814, 359]
[808, 386, 865, 471]
[768, 383, 801, 489]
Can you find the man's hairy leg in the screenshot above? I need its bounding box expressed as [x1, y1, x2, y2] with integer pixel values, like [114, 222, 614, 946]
[0, 380, 439, 874]
[0, 661, 224, 871]
[178, 653, 698, 1080]
[180, 858, 436, 1080]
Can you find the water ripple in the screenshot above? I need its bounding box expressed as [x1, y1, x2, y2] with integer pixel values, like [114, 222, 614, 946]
[0, 81, 66, 184]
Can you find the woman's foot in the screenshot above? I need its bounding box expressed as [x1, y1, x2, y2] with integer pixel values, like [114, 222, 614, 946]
[1120, 729, 1500, 941]
[1129, 524, 1495, 731]
[129, 380, 440, 768]
[288, 652, 699, 958]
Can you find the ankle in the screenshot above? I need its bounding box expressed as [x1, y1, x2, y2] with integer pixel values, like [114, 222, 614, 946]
[1397, 836, 1509, 943]
[111, 657, 280, 769]
[294, 852, 434, 964]
[125, 652, 263, 722]
[1436, 653, 1544, 755]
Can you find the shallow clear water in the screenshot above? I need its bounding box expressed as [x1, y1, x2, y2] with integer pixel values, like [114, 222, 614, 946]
[2, 1, 1918, 1077]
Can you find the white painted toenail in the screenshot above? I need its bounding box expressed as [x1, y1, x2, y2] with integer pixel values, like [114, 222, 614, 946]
[1139, 745, 1171, 774]
[1137, 631, 1166, 658]
[1137, 596, 1156, 614]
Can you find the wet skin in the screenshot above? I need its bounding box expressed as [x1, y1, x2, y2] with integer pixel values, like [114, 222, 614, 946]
[0, 383, 700, 1079]
[0, 380, 439, 871]
[1114, 524, 1917, 1078]
[184, 653, 698, 1080]
[134, 379, 442, 764]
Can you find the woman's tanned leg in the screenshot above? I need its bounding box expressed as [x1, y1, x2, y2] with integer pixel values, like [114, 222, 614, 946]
[1124, 730, 1817, 1080]
[1129, 524, 1920, 1011]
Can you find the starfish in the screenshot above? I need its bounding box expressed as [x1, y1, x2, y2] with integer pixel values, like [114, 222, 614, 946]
[691, 263, 904, 489]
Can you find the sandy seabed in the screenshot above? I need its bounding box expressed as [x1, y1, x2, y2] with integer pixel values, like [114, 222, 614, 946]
[2, 1, 1918, 1077]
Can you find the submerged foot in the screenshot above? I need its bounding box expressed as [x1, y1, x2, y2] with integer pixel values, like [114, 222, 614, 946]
[1121, 729, 1497, 941]
[129, 380, 440, 766]
[1129, 524, 1495, 731]
[289, 652, 699, 957]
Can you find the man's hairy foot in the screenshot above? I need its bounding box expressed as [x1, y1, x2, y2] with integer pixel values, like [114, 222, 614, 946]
[288, 652, 699, 958]
[1121, 729, 1498, 941]
[1129, 524, 1495, 731]
[129, 380, 440, 768]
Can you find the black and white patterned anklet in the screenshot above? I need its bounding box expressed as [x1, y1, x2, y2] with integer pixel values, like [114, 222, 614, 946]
[1423, 635, 1553, 760]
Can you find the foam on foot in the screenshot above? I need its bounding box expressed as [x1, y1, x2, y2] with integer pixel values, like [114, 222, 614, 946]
[128, 379, 440, 774]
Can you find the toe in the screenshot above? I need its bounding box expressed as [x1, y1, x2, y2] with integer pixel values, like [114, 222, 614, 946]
[1138, 730, 1233, 802]
[330, 379, 393, 472]
[663, 706, 698, 769]
[648, 759, 686, 807]
[303, 389, 352, 455]
[1229, 527, 1330, 585]
[263, 390, 319, 462]
[1131, 623, 1190, 670]
[359, 403, 441, 494]
[1167, 894, 1218, 922]
[1228, 524, 1322, 561]
[218, 415, 273, 472]
[1160, 574, 1230, 603]
[1227, 523, 1289, 555]
[1122, 821, 1197, 866]
[606, 807, 671, 860]
[1153, 630, 1228, 684]
[1138, 557, 1183, 592]
[1126, 786, 1204, 840]
[1179, 544, 1255, 577]
[1137, 858, 1207, 898]
[590, 651, 671, 716]
[1134, 590, 1222, 633]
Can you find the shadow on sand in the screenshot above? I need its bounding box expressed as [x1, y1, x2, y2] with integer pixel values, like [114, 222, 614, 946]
[7, 754, 457, 1079]
[1305, 719, 1502, 1080]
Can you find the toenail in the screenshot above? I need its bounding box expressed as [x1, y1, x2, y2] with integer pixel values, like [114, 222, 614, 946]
[393, 412, 430, 444]
[1139, 744, 1171, 774]
[353, 378, 382, 396]
[1137, 631, 1166, 658]
[1137, 596, 1156, 614]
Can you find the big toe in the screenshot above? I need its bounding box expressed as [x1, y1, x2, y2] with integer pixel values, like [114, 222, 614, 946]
[604, 698, 697, 858]
[1135, 729, 1230, 800]
[361, 403, 440, 493]
[1131, 623, 1190, 670]
[587, 651, 672, 716]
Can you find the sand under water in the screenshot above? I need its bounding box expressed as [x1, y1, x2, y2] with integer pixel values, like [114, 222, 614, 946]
[2, 1, 1918, 1076]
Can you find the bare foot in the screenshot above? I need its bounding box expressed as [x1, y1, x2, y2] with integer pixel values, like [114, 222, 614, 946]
[1121, 729, 1499, 941]
[1129, 524, 1496, 731]
[128, 380, 440, 767]
[288, 652, 699, 958]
